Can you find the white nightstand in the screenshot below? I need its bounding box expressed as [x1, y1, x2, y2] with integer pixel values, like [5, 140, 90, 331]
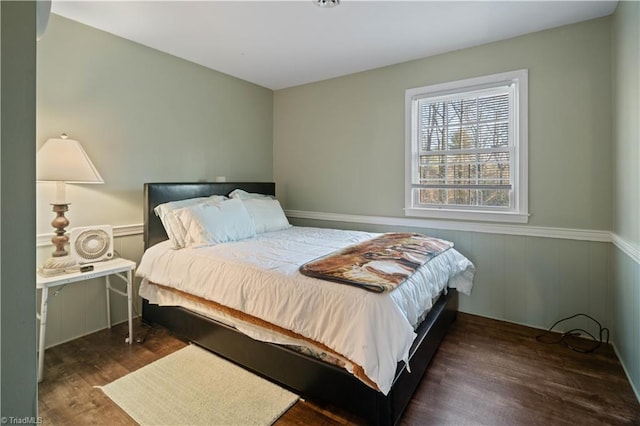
[36, 257, 136, 382]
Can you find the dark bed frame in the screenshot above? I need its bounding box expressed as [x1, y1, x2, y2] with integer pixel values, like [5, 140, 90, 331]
[141, 182, 458, 425]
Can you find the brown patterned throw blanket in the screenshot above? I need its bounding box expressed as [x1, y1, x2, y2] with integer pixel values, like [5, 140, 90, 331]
[299, 233, 453, 293]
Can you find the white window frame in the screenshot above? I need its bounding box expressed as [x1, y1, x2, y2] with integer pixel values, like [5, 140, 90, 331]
[405, 69, 529, 223]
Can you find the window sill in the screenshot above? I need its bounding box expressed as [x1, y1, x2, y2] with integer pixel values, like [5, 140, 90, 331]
[405, 207, 530, 224]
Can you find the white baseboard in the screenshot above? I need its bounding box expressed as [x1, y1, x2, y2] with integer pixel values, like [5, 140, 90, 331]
[461, 309, 640, 404]
[42, 316, 139, 350]
[612, 342, 640, 404]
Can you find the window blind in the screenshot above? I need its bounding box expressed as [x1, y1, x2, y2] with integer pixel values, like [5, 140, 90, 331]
[413, 85, 514, 208]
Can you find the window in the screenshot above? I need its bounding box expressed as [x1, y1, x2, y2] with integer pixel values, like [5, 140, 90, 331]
[405, 69, 528, 223]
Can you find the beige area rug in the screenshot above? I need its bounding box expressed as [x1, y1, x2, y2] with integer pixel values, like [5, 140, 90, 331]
[98, 344, 298, 425]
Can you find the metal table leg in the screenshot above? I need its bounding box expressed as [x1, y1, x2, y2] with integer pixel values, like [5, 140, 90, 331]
[37, 287, 49, 382]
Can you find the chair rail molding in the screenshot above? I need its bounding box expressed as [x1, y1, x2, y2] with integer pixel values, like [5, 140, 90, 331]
[36, 217, 638, 255]
[611, 232, 640, 264]
[285, 209, 612, 243]
[37, 223, 143, 247]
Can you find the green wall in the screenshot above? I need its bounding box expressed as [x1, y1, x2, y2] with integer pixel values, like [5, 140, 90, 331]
[275, 9, 640, 399]
[612, 0, 640, 400]
[613, 1, 640, 248]
[274, 17, 612, 231]
[32, 6, 639, 402]
[292, 217, 611, 335]
[36, 14, 273, 234]
[1, 1, 38, 418]
[35, 15, 273, 347]
[274, 18, 614, 334]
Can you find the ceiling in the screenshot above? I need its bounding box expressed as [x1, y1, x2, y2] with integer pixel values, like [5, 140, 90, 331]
[51, 1, 618, 90]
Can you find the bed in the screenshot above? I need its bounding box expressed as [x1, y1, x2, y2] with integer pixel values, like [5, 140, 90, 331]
[139, 182, 473, 425]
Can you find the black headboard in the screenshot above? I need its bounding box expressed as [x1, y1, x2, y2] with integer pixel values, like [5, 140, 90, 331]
[144, 182, 276, 249]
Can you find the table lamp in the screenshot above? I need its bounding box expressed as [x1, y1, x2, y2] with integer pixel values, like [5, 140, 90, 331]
[37, 133, 104, 275]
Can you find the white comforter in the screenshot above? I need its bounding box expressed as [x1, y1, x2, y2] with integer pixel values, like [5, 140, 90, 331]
[136, 226, 474, 394]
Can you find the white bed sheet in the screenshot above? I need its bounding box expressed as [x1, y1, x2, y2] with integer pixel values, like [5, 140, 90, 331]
[136, 226, 474, 394]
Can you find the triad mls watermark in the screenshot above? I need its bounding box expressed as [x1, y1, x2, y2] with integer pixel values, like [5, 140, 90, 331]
[1, 417, 43, 425]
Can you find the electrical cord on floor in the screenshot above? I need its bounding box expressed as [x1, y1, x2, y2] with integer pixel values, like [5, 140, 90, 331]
[536, 313, 609, 353]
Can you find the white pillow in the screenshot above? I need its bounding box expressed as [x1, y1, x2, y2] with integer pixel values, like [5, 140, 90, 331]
[175, 198, 256, 248]
[154, 195, 227, 249]
[229, 189, 275, 200]
[242, 198, 291, 234]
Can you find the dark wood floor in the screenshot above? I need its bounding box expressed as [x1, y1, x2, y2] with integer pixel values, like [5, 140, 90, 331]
[38, 313, 640, 425]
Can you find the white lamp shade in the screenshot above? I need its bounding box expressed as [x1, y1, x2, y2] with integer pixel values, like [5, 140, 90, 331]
[37, 135, 104, 183]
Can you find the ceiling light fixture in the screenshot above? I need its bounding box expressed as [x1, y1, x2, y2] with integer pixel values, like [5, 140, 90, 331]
[315, 0, 340, 8]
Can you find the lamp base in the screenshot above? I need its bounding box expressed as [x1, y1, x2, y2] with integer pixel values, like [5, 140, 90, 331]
[38, 255, 77, 277]
[50, 203, 71, 257]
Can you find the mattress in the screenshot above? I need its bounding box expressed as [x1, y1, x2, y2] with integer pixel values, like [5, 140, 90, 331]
[137, 226, 474, 394]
